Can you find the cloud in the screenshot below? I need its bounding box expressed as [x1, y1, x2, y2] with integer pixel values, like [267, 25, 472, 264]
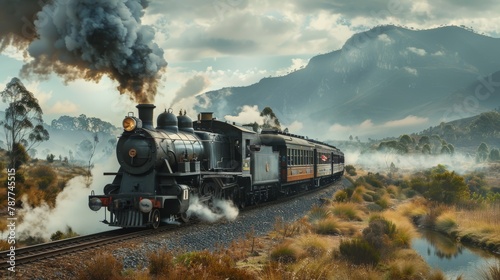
[0, 45, 27, 61]
[46, 100, 79, 114]
[144, 0, 500, 66]
[403, 66, 418, 75]
[284, 120, 304, 133]
[329, 115, 429, 139]
[275, 58, 309, 76]
[383, 115, 428, 127]
[377, 34, 393, 45]
[407, 47, 427, 56]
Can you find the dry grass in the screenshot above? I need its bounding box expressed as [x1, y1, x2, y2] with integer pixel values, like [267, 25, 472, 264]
[77, 252, 123, 280]
[270, 241, 302, 263]
[395, 198, 500, 252]
[386, 185, 400, 198]
[380, 210, 417, 248]
[396, 198, 428, 221]
[351, 185, 369, 203]
[478, 261, 500, 280]
[435, 210, 458, 233]
[375, 193, 393, 209]
[295, 234, 329, 258]
[0, 239, 10, 251]
[330, 202, 363, 221]
[455, 202, 500, 248]
[307, 205, 332, 222]
[385, 249, 433, 279]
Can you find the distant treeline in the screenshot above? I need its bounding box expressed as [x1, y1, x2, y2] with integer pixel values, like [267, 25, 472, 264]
[420, 110, 500, 145]
[51, 114, 117, 133]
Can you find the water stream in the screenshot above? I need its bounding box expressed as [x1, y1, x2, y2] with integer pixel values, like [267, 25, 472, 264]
[412, 229, 499, 279]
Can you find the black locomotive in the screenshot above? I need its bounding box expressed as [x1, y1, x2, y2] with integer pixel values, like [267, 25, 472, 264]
[88, 104, 344, 228]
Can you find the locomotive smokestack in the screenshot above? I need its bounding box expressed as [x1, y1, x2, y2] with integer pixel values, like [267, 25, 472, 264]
[136, 104, 156, 130]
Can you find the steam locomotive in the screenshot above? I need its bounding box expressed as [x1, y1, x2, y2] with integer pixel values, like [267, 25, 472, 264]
[88, 104, 344, 228]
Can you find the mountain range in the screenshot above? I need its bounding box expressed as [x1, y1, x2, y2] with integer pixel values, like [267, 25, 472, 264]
[195, 25, 500, 140]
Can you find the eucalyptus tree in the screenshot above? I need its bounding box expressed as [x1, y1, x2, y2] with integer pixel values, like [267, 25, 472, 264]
[0, 77, 49, 168]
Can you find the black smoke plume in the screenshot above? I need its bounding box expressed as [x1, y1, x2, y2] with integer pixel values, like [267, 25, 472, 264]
[0, 0, 49, 51]
[0, 0, 167, 103]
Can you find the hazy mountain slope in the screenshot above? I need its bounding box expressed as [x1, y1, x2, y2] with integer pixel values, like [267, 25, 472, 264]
[196, 25, 500, 138]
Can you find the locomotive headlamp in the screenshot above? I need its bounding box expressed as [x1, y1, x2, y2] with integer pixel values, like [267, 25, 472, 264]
[123, 117, 140, 132]
[139, 198, 153, 213]
[89, 197, 103, 211]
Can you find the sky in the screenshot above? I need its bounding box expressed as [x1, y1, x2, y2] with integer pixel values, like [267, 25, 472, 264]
[1, 0, 500, 140]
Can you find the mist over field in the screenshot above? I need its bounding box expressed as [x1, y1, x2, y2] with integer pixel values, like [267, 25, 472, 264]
[345, 149, 478, 175]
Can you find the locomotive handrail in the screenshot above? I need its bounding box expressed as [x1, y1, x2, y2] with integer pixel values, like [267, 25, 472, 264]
[104, 172, 122, 176]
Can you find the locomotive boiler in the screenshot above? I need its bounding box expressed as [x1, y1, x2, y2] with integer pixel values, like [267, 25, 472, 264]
[89, 104, 344, 228]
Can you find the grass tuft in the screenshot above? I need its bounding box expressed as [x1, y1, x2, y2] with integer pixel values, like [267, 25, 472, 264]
[307, 205, 331, 223]
[435, 211, 457, 233]
[78, 252, 122, 280]
[338, 238, 380, 266]
[297, 235, 328, 258]
[313, 217, 342, 235]
[478, 261, 500, 280]
[270, 243, 300, 264]
[148, 250, 174, 277]
[331, 202, 363, 221]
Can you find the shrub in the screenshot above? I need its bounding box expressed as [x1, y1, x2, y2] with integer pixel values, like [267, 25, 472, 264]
[362, 218, 396, 251]
[426, 171, 470, 204]
[345, 165, 357, 176]
[364, 173, 384, 188]
[31, 165, 57, 190]
[78, 253, 122, 280]
[50, 226, 79, 241]
[338, 238, 380, 266]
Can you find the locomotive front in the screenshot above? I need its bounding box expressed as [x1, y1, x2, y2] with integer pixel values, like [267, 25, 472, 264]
[88, 104, 205, 228]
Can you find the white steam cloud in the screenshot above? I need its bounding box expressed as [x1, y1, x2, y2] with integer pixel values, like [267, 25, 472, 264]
[13, 154, 119, 241]
[186, 195, 239, 223]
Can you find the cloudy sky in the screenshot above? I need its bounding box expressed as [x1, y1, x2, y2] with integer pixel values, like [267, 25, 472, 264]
[1, 0, 500, 138]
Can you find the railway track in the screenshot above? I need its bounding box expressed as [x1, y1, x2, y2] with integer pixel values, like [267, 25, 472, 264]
[0, 224, 182, 269]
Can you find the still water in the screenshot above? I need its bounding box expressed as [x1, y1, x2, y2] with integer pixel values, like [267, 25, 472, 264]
[412, 229, 499, 279]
